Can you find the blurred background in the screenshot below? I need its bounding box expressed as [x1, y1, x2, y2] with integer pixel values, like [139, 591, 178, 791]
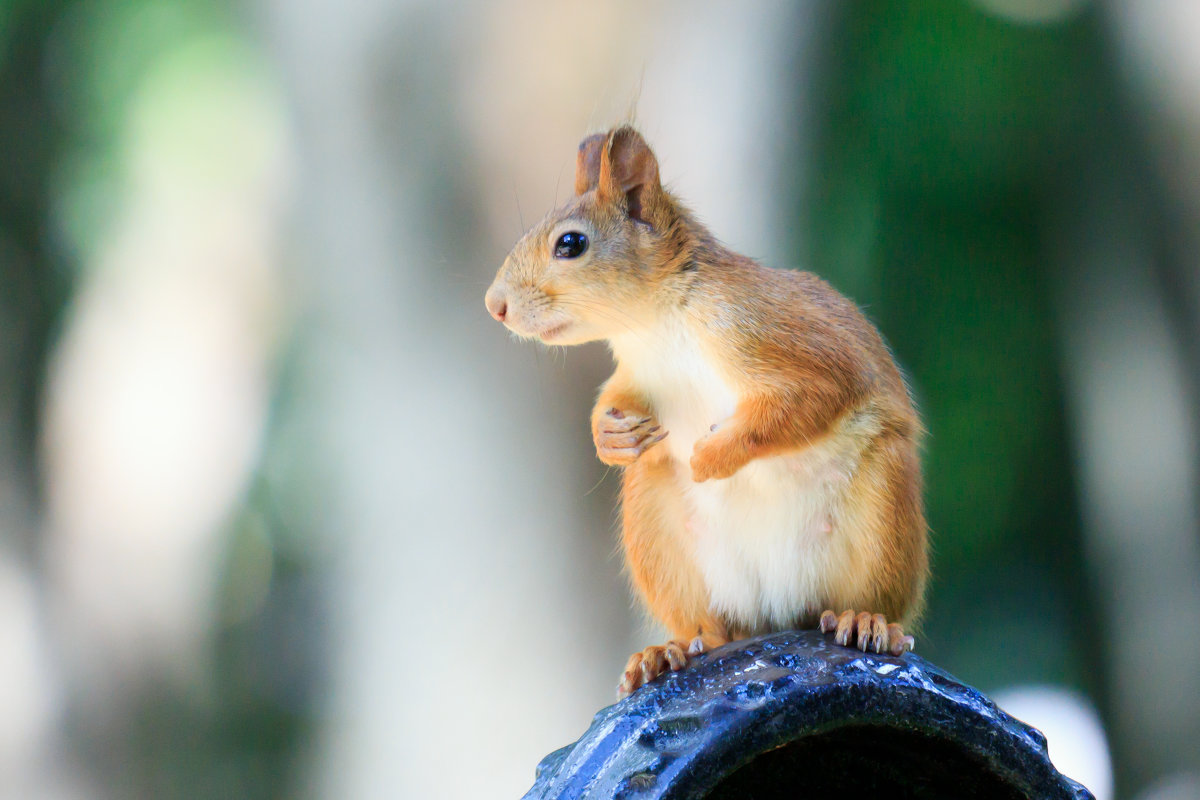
[2, 0, 1199, 797]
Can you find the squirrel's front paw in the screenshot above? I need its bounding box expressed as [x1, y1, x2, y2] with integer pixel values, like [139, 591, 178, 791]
[690, 424, 749, 482]
[593, 408, 667, 466]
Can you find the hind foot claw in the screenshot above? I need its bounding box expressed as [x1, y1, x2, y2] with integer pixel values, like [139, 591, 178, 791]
[617, 636, 704, 699]
[819, 609, 914, 656]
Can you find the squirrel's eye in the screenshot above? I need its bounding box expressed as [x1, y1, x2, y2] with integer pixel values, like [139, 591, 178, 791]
[554, 231, 588, 259]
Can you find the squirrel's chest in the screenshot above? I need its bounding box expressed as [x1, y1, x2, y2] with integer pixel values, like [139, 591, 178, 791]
[623, 335, 738, 466]
[615, 330, 856, 630]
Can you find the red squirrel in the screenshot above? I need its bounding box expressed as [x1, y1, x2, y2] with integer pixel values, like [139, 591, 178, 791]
[485, 125, 928, 697]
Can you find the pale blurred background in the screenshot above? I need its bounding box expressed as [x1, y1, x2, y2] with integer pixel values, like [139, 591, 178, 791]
[2, 0, 1199, 798]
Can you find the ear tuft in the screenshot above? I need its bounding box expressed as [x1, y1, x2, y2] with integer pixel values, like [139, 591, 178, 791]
[597, 126, 662, 225]
[574, 134, 606, 196]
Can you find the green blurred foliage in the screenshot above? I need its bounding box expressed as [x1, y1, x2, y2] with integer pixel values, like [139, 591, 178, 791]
[806, 0, 1104, 692]
[1, 2, 312, 798]
[0, 0, 73, 486]
[0, 0, 241, 473]
[47, 0, 243, 265]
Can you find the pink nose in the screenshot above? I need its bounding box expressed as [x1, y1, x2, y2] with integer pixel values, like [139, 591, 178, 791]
[485, 288, 508, 322]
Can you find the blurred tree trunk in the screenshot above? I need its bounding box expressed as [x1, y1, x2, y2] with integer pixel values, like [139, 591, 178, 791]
[257, 3, 632, 796]
[256, 1, 817, 796]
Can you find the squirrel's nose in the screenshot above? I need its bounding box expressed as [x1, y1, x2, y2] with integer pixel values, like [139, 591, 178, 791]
[485, 288, 508, 322]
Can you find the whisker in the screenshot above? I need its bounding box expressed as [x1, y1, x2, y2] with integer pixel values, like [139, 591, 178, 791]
[513, 179, 525, 232]
[583, 466, 613, 497]
[553, 297, 654, 347]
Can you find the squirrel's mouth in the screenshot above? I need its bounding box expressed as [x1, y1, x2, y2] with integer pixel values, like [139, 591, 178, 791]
[536, 322, 571, 342]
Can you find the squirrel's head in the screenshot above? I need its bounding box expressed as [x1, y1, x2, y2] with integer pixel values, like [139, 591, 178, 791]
[485, 125, 687, 345]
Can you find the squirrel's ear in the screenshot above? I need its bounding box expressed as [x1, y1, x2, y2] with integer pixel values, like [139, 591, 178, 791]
[574, 133, 606, 195]
[597, 126, 662, 225]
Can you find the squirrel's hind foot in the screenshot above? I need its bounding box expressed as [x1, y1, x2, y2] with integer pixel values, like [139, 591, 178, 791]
[819, 609, 914, 657]
[617, 637, 704, 699]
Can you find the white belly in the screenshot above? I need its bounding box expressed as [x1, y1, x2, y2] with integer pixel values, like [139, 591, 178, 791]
[611, 323, 862, 631]
[685, 448, 856, 631]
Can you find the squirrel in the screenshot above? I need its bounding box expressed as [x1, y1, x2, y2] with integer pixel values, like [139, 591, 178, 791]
[485, 125, 928, 697]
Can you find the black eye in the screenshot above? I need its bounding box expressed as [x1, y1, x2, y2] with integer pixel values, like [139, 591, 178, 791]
[554, 231, 588, 259]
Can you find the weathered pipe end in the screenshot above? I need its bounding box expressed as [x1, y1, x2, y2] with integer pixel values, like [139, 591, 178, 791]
[525, 630, 1094, 799]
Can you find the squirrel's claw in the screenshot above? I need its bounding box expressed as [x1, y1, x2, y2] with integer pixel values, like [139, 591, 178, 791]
[617, 639, 700, 699]
[819, 608, 914, 656]
[594, 409, 667, 467]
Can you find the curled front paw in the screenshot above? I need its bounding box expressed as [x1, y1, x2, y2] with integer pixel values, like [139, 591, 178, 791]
[689, 423, 747, 482]
[819, 609, 914, 656]
[593, 408, 667, 466]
